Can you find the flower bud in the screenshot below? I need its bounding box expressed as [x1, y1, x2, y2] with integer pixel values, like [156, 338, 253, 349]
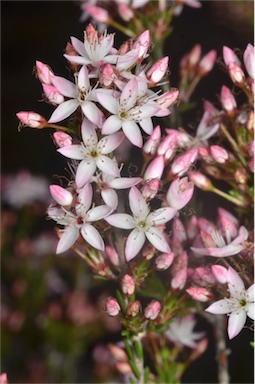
[243, 43, 254, 79]
[115, 362, 132, 374]
[134, 30, 150, 60]
[108, 343, 127, 361]
[220, 85, 237, 115]
[156, 90, 179, 110]
[155, 252, 174, 270]
[166, 177, 194, 210]
[247, 111, 254, 132]
[157, 132, 177, 161]
[42, 84, 64, 105]
[105, 297, 121, 316]
[126, 301, 141, 317]
[146, 57, 169, 84]
[188, 44, 202, 66]
[170, 149, 198, 176]
[234, 169, 247, 184]
[210, 145, 228, 164]
[35, 60, 54, 84]
[186, 287, 212, 302]
[118, 3, 134, 21]
[198, 50, 217, 76]
[144, 300, 161, 320]
[49, 185, 73, 206]
[198, 146, 213, 163]
[188, 171, 212, 191]
[121, 274, 135, 295]
[53, 132, 73, 148]
[211, 265, 228, 284]
[141, 178, 160, 200]
[0, 373, 8, 384]
[143, 125, 161, 155]
[86, 5, 110, 23]
[228, 62, 246, 86]
[16, 111, 47, 129]
[142, 243, 155, 260]
[105, 245, 120, 267]
[223, 46, 241, 66]
[144, 155, 165, 180]
[99, 64, 116, 88]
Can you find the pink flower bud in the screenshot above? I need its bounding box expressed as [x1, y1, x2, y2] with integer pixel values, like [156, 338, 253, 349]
[188, 171, 212, 191]
[199, 146, 213, 163]
[144, 300, 161, 320]
[211, 265, 228, 284]
[220, 85, 237, 115]
[49, 185, 73, 206]
[188, 266, 216, 285]
[157, 131, 177, 161]
[122, 274, 135, 295]
[170, 149, 198, 176]
[223, 46, 241, 66]
[166, 177, 194, 210]
[186, 287, 212, 302]
[36, 60, 54, 84]
[134, 30, 150, 60]
[171, 268, 187, 290]
[186, 215, 198, 240]
[143, 125, 161, 155]
[243, 43, 254, 79]
[86, 6, 110, 23]
[155, 252, 174, 270]
[108, 343, 127, 361]
[42, 84, 65, 105]
[144, 155, 165, 180]
[188, 44, 202, 66]
[105, 297, 121, 316]
[105, 245, 120, 267]
[99, 64, 116, 88]
[53, 132, 72, 148]
[16, 111, 47, 129]
[157, 90, 179, 109]
[228, 62, 246, 86]
[126, 301, 141, 317]
[0, 374, 7, 384]
[210, 145, 228, 164]
[141, 178, 160, 200]
[198, 50, 217, 75]
[146, 57, 169, 84]
[118, 3, 134, 21]
[248, 140, 254, 156]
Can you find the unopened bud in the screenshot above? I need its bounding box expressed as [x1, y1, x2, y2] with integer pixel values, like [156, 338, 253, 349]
[228, 62, 246, 86]
[188, 44, 202, 67]
[49, 185, 73, 206]
[157, 90, 179, 109]
[105, 297, 121, 316]
[234, 168, 247, 184]
[171, 149, 198, 176]
[198, 50, 217, 76]
[220, 85, 237, 115]
[121, 274, 135, 295]
[146, 57, 169, 84]
[144, 155, 165, 180]
[188, 171, 212, 191]
[142, 243, 155, 260]
[118, 3, 134, 21]
[99, 64, 116, 88]
[247, 111, 254, 132]
[115, 362, 132, 374]
[108, 343, 127, 361]
[186, 286, 212, 302]
[243, 43, 254, 80]
[157, 132, 177, 161]
[143, 125, 161, 155]
[35, 60, 54, 84]
[126, 301, 141, 317]
[134, 30, 150, 60]
[16, 111, 47, 129]
[155, 252, 174, 270]
[199, 146, 213, 163]
[223, 46, 241, 66]
[43, 84, 64, 105]
[210, 145, 228, 164]
[86, 5, 110, 23]
[211, 265, 228, 284]
[53, 132, 72, 148]
[141, 178, 160, 200]
[144, 300, 161, 320]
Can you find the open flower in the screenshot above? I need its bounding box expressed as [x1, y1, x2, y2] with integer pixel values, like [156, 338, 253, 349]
[165, 315, 205, 348]
[97, 77, 160, 147]
[58, 119, 124, 188]
[206, 267, 254, 339]
[105, 186, 176, 261]
[48, 65, 102, 125]
[48, 183, 111, 254]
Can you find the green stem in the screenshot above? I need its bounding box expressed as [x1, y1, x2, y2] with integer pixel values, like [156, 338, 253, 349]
[220, 124, 247, 166]
[109, 19, 136, 38]
[46, 123, 74, 133]
[211, 186, 246, 207]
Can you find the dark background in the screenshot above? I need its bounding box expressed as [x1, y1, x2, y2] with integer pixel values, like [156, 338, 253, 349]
[1, 1, 254, 383]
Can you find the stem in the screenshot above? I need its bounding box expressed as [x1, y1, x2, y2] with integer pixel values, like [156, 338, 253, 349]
[46, 123, 74, 133]
[214, 315, 230, 384]
[181, 75, 201, 103]
[132, 334, 145, 384]
[220, 124, 247, 167]
[109, 19, 136, 38]
[211, 186, 246, 207]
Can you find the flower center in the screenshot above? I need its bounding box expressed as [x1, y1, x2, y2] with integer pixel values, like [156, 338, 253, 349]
[239, 299, 247, 307]
[90, 150, 98, 158]
[119, 110, 127, 120]
[138, 220, 147, 230]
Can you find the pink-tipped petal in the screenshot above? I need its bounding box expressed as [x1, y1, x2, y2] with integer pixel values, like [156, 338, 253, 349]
[81, 101, 102, 126]
[102, 115, 122, 135]
[87, 205, 112, 221]
[205, 299, 232, 315]
[75, 160, 96, 188]
[57, 144, 84, 160]
[50, 185, 73, 206]
[96, 156, 120, 177]
[99, 132, 125, 154]
[52, 76, 76, 98]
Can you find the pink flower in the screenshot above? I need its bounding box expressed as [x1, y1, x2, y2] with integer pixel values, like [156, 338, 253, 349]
[220, 85, 237, 114]
[48, 65, 102, 125]
[133, 30, 150, 60]
[206, 267, 254, 339]
[211, 265, 228, 284]
[16, 111, 47, 129]
[97, 78, 160, 147]
[228, 62, 246, 86]
[188, 171, 212, 191]
[57, 119, 124, 188]
[223, 46, 241, 67]
[48, 183, 111, 254]
[210, 145, 228, 164]
[105, 186, 176, 261]
[198, 50, 217, 75]
[144, 155, 165, 181]
[122, 274, 135, 295]
[157, 131, 177, 161]
[166, 177, 194, 210]
[166, 315, 205, 348]
[42, 84, 65, 105]
[143, 125, 161, 155]
[155, 252, 174, 270]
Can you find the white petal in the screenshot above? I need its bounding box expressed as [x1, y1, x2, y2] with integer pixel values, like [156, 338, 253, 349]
[64, 54, 90, 65]
[247, 303, 254, 320]
[97, 93, 119, 114]
[110, 177, 142, 189]
[116, 50, 139, 71]
[227, 267, 245, 298]
[99, 132, 124, 154]
[247, 284, 255, 302]
[81, 101, 102, 126]
[96, 156, 120, 177]
[147, 207, 176, 226]
[52, 76, 77, 98]
[129, 186, 149, 218]
[101, 189, 118, 209]
[81, 223, 105, 250]
[228, 309, 247, 339]
[145, 227, 170, 253]
[122, 121, 143, 147]
[102, 115, 122, 135]
[139, 117, 153, 135]
[77, 183, 93, 213]
[70, 36, 87, 57]
[87, 205, 112, 221]
[48, 99, 78, 123]
[56, 225, 79, 254]
[125, 228, 146, 261]
[81, 118, 98, 147]
[120, 78, 138, 111]
[75, 160, 96, 188]
[58, 144, 84, 160]
[136, 104, 160, 120]
[105, 213, 136, 229]
[205, 299, 233, 314]
[78, 65, 90, 91]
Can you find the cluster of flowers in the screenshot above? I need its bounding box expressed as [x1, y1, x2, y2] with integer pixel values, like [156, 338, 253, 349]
[17, 19, 254, 382]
